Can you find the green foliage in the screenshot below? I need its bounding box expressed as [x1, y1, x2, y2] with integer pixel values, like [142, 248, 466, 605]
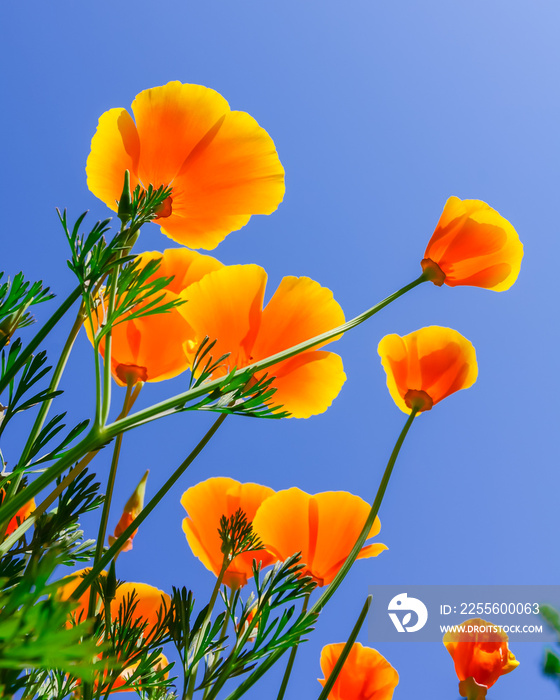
[218, 508, 264, 561]
[90, 256, 184, 345]
[0, 349, 60, 440]
[0, 549, 100, 698]
[61, 177, 172, 302]
[0, 272, 53, 351]
[28, 469, 102, 567]
[93, 587, 175, 697]
[169, 587, 226, 695]
[186, 337, 290, 420]
[200, 555, 316, 699]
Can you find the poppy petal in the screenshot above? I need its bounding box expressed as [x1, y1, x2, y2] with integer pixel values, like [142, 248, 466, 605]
[161, 109, 284, 249]
[86, 108, 141, 212]
[131, 81, 230, 188]
[180, 265, 267, 370]
[253, 276, 345, 360]
[319, 642, 399, 700]
[137, 248, 224, 296]
[252, 488, 311, 569]
[310, 491, 384, 585]
[263, 350, 346, 418]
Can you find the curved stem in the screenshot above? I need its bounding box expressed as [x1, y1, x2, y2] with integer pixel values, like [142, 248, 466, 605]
[72, 413, 228, 600]
[311, 408, 417, 615]
[276, 593, 310, 700]
[0, 286, 82, 395]
[316, 595, 372, 700]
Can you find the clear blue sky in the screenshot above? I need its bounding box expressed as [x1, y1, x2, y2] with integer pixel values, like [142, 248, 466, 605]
[1, 1, 559, 698]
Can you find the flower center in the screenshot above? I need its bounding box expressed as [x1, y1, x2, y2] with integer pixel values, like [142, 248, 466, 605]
[154, 196, 173, 219]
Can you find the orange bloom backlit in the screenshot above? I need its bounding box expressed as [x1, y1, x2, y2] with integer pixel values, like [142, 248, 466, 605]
[87, 81, 285, 250]
[318, 642, 399, 700]
[252, 488, 387, 586]
[86, 248, 223, 386]
[378, 326, 477, 413]
[422, 197, 523, 291]
[57, 570, 170, 694]
[57, 568, 171, 632]
[443, 617, 519, 690]
[181, 477, 277, 589]
[180, 264, 346, 418]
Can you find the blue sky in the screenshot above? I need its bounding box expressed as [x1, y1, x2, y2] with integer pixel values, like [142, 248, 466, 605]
[1, 1, 559, 698]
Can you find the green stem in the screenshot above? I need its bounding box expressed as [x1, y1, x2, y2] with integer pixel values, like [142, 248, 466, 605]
[311, 408, 417, 615]
[100, 251, 123, 427]
[0, 286, 82, 396]
[103, 275, 427, 441]
[316, 595, 372, 700]
[72, 413, 228, 601]
[87, 383, 135, 620]
[221, 410, 417, 700]
[276, 593, 310, 700]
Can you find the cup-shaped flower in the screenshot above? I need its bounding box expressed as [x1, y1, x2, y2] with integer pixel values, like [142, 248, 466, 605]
[57, 570, 170, 694]
[443, 617, 519, 691]
[180, 264, 346, 418]
[318, 642, 399, 700]
[57, 568, 171, 632]
[0, 488, 35, 538]
[378, 326, 477, 413]
[181, 477, 277, 589]
[252, 488, 387, 586]
[86, 248, 223, 386]
[422, 197, 523, 291]
[86, 81, 285, 250]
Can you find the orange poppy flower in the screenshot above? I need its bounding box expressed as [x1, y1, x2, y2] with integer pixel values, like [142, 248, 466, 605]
[57, 570, 171, 693]
[57, 568, 171, 631]
[443, 617, 519, 690]
[180, 264, 346, 418]
[378, 326, 477, 413]
[0, 488, 35, 538]
[318, 642, 399, 700]
[422, 197, 523, 291]
[86, 81, 285, 250]
[86, 248, 223, 386]
[252, 488, 387, 587]
[180, 477, 277, 589]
